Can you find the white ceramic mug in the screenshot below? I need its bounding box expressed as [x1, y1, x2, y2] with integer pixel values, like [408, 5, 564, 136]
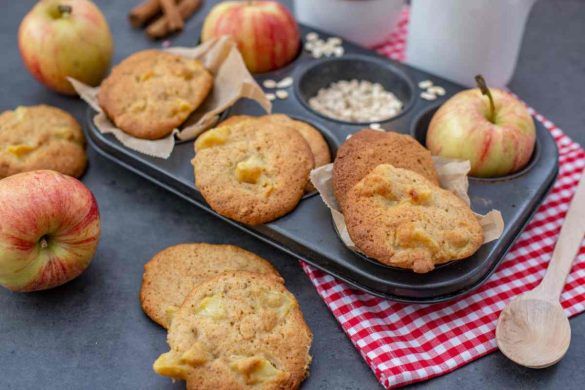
[406, 0, 537, 87]
[294, 0, 405, 47]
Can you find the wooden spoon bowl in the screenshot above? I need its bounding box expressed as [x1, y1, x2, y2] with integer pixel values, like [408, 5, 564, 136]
[496, 298, 571, 368]
[495, 173, 584, 369]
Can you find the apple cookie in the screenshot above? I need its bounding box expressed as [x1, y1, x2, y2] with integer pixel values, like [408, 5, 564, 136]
[219, 114, 331, 192]
[0, 105, 87, 179]
[344, 164, 483, 273]
[140, 243, 281, 329]
[153, 271, 312, 390]
[193, 119, 314, 225]
[98, 50, 213, 140]
[333, 129, 439, 212]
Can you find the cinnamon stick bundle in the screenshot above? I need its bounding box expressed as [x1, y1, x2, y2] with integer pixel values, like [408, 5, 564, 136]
[128, 0, 161, 28]
[146, 0, 203, 39]
[159, 0, 184, 32]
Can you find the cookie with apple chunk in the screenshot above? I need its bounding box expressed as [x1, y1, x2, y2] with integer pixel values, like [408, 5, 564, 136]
[344, 164, 483, 273]
[193, 119, 314, 225]
[219, 114, 331, 192]
[0, 105, 87, 179]
[98, 50, 213, 140]
[140, 243, 281, 329]
[333, 129, 439, 213]
[153, 271, 312, 390]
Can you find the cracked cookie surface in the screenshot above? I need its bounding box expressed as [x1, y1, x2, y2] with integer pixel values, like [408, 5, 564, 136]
[193, 119, 314, 225]
[140, 243, 281, 329]
[344, 164, 483, 273]
[98, 50, 213, 140]
[221, 115, 331, 192]
[333, 129, 439, 212]
[153, 271, 312, 390]
[0, 105, 87, 178]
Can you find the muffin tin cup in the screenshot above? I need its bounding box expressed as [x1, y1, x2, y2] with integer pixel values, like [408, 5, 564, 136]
[411, 104, 542, 182]
[294, 55, 416, 125]
[85, 24, 559, 303]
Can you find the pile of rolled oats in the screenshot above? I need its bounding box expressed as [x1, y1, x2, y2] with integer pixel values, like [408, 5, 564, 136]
[308, 80, 403, 123]
[304, 32, 344, 59]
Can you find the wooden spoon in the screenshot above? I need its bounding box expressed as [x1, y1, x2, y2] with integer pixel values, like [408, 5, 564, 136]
[496, 172, 585, 368]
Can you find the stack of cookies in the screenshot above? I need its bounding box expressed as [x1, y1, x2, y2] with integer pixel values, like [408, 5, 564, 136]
[0, 105, 87, 179]
[333, 129, 483, 273]
[98, 49, 213, 140]
[193, 114, 331, 225]
[140, 243, 313, 389]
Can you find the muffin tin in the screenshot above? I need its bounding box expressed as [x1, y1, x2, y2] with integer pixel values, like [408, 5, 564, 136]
[86, 25, 558, 303]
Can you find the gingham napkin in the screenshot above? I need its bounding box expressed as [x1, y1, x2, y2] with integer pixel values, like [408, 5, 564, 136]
[300, 9, 585, 389]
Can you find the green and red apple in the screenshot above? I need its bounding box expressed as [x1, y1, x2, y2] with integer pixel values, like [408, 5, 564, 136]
[426, 79, 536, 178]
[18, 0, 113, 95]
[0, 170, 101, 292]
[201, 1, 300, 73]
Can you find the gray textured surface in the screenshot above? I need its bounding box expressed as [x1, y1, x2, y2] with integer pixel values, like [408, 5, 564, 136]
[0, 1, 584, 389]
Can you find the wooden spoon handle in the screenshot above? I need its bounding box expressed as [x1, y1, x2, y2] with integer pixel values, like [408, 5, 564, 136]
[538, 172, 585, 301]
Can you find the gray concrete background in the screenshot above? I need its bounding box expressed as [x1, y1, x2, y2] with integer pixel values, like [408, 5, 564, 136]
[0, 0, 583, 389]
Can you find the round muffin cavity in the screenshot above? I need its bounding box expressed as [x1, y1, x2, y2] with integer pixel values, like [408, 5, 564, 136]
[0, 105, 87, 178]
[98, 50, 213, 140]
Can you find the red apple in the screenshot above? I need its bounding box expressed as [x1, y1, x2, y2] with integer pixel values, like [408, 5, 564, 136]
[426, 85, 536, 177]
[201, 1, 300, 73]
[18, 0, 113, 95]
[0, 170, 100, 292]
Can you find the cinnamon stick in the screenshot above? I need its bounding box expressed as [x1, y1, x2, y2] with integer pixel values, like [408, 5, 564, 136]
[146, 0, 203, 39]
[128, 0, 161, 28]
[160, 0, 184, 32]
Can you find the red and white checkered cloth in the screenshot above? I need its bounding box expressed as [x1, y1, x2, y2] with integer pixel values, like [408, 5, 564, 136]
[300, 9, 585, 389]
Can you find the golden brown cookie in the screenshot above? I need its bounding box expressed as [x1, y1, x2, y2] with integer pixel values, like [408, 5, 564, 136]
[333, 129, 439, 212]
[153, 271, 312, 390]
[0, 105, 87, 178]
[266, 114, 331, 192]
[98, 50, 213, 140]
[218, 114, 331, 192]
[344, 164, 483, 273]
[193, 120, 314, 225]
[140, 243, 281, 329]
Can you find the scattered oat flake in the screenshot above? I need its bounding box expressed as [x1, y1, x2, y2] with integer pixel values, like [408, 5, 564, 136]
[161, 40, 172, 48]
[418, 80, 433, 89]
[369, 123, 381, 130]
[263, 79, 277, 89]
[265, 93, 276, 101]
[276, 90, 289, 99]
[306, 32, 319, 41]
[276, 77, 293, 88]
[420, 92, 437, 101]
[428, 86, 446, 96]
[328, 37, 343, 45]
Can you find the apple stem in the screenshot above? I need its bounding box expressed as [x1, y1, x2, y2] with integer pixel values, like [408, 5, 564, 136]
[58, 4, 72, 16]
[475, 74, 496, 123]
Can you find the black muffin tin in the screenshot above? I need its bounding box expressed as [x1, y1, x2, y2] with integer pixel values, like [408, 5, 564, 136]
[86, 25, 558, 303]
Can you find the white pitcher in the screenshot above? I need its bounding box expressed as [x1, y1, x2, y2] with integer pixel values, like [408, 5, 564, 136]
[406, 0, 537, 87]
[294, 0, 405, 47]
